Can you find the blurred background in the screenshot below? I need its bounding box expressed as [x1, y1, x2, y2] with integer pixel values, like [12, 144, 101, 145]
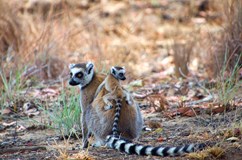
[0, 0, 241, 87]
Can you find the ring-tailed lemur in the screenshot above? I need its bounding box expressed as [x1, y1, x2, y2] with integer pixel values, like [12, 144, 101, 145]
[80, 70, 143, 147]
[94, 66, 133, 136]
[69, 62, 208, 157]
[69, 62, 106, 148]
[69, 62, 143, 148]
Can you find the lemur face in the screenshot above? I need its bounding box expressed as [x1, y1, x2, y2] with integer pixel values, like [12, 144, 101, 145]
[111, 66, 126, 81]
[69, 62, 94, 86]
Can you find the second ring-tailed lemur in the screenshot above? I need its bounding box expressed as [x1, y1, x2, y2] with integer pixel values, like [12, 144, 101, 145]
[94, 66, 132, 136]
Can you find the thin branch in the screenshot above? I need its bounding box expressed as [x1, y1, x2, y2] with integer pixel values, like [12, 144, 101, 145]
[0, 146, 46, 154]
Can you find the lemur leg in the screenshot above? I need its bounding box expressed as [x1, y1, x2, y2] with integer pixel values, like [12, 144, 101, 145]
[91, 139, 105, 148]
[123, 90, 133, 105]
[81, 112, 89, 149]
[103, 93, 115, 110]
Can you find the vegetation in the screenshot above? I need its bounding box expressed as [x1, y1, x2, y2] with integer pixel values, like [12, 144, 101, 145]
[216, 53, 241, 107]
[49, 87, 81, 136]
[0, 0, 241, 159]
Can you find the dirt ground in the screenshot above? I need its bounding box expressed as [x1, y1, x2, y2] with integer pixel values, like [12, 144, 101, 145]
[1, 104, 242, 160]
[0, 0, 242, 160]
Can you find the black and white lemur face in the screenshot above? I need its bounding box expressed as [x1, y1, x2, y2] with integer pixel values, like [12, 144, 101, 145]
[111, 66, 126, 81]
[69, 62, 94, 88]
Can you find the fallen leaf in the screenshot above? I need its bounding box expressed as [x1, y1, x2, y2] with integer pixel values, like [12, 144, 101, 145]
[25, 108, 38, 114]
[183, 110, 197, 117]
[2, 121, 16, 127]
[157, 136, 164, 142]
[1, 108, 12, 115]
[147, 121, 162, 129]
[23, 102, 33, 111]
[233, 128, 241, 137]
[154, 128, 163, 133]
[226, 137, 239, 142]
[128, 80, 143, 87]
[163, 111, 176, 118]
[23, 102, 39, 117]
[27, 111, 40, 117]
[211, 106, 225, 114]
[177, 107, 190, 114]
[17, 125, 26, 132]
[187, 89, 196, 99]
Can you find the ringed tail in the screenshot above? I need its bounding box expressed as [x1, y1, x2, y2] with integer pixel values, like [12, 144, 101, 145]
[106, 135, 207, 157]
[112, 99, 122, 136]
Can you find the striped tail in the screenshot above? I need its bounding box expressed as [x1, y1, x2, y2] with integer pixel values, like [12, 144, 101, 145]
[106, 135, 207, 157]
[112, 99, 122, 136]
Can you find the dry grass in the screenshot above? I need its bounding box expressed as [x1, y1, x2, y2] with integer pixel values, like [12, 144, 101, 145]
[0, 0, 232, 86]
[187, 146, 225, 160]
[0, 0, 23, 53]
[207, 0, 242, 77]
[52, 134, 93, 160]
[173, 40, 193, 78]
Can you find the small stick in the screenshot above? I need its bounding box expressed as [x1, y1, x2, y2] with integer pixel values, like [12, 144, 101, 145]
[0, 146, 47, 154]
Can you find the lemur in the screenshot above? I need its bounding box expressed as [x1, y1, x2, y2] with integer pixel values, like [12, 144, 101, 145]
[69, 62, 141, 148]
[69, 63, 143, 148]
[69, 62, 106, 148]
[95, 66, 133, 111]
[69, 62, 208, 157]
[94, 66, 132, 136]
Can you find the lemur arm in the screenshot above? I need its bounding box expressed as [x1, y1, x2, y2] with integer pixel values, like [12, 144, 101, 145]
[102, 92, 116, 110]
[94, 80, 106, 98]
[121, 87, 134, 105]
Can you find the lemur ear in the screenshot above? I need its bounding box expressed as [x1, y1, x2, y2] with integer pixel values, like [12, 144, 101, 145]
[111, 67, 116, 75]
[69, 64, 75, 69]
[86, 62, 94, 74]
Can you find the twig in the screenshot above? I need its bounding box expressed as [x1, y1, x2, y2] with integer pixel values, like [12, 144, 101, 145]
[185, 95, 214, 106]
[132, 91, 154, 99]
[179, 64, 213, 97]
[0, 146, 46, 154]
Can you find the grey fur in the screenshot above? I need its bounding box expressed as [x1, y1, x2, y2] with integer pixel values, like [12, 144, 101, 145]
[85, 66, 143, 146]
[85, 100, 143, 146]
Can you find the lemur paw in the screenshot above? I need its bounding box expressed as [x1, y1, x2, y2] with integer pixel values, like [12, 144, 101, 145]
[91, 141, 103, 148]
[126, 99, 133, 105]
[81, 141, 89, 149]
[104, 105, 113, 111]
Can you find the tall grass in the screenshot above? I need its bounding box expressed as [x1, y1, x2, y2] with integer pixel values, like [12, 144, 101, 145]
[208, 0, 242, 77]
[49, 87, 81, 136]
[0, 66, 25, 109]
[216, 52, 241, 106]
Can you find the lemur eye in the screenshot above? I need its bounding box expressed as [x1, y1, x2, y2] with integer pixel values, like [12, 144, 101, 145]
[118, 73, 124, 77]
[70, 72, 73, 78]
[76, 72, 83, 78]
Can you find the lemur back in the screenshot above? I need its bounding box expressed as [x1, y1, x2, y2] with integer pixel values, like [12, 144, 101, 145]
[104, 66, 127, 136]
[85, 66, 143, 147]
[93, 66, 133, 136]
[95, 66, 132, 107]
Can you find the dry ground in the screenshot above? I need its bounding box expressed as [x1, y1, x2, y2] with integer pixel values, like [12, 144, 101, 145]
[0, 0, 242, 159]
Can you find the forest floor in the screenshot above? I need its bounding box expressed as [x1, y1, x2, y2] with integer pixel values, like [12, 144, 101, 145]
[0, 83, 241, 160]
[0, 0, 242, 159]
